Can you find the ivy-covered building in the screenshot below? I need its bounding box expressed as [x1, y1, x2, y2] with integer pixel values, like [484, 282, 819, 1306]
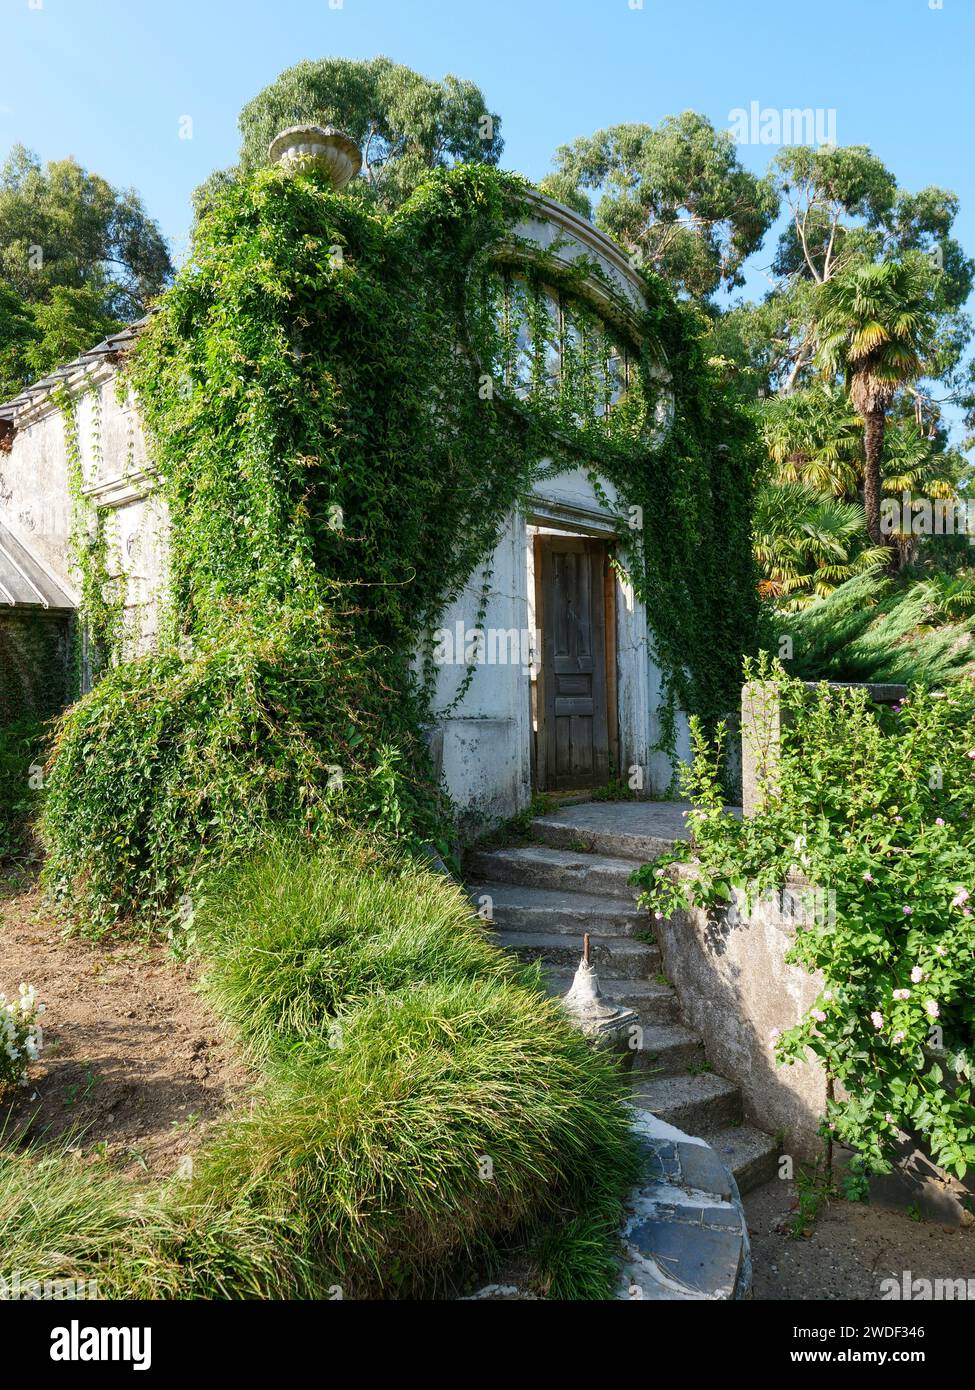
[0, 128, 756, 843]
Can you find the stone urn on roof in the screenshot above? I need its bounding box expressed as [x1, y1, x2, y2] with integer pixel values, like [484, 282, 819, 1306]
[267, 125, 362, 190]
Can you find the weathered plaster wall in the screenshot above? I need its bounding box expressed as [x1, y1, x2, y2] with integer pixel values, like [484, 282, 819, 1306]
[655, 877, 828, 1159]
[428, 510, 533, 825]
[427, 464, 683, 825]
[0, 371, 168, 661]
[0, 404, 76, 599]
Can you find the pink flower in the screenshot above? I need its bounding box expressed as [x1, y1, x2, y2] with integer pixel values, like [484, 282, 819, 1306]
[870, 1010, 884, 1030]
[910, 966, 923, 984]
[935, 818, 945, 827]
[894, 816, 904, 824]
[885, 1113, 894, 1124]
[893, 1030, 905, 1044]
[893, 989, 911, 1001]
[902, 906, 913, 915]
[967, 751, 975, 760]
[863, 871, 874, 883]
[925, 1000, 940, 1019]
[951, 887, 970, 908]
[823, 990, 833, 1001]
[935, 944, 947, 956]
[811, 1009, 826, 1023]
[654, 911, 663, 921]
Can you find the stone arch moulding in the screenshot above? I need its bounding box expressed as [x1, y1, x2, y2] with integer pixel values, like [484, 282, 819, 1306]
[473, 190, 676, 451]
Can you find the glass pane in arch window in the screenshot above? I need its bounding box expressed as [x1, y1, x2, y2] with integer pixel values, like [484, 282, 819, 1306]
[606, 343, 627, 414]
[507, 275, 533, 400]
[541, 288, 561, 393]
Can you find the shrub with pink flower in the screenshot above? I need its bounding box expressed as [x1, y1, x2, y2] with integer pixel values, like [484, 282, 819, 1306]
[635, 662, 975, 1178]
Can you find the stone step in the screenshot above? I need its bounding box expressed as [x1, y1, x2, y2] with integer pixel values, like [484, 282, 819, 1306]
[491, 930, 659, 978]
[703, 1124, 780, 1197]
[541, 970, 681, 1025]
[630, 1023, 706, 1076]
[529, 801, 693, 862]
[620, 1109, 751, 1300]
[630, 1071, 742, 1136]
[467, 845, 641, 901]
[469, 881, 646, 937]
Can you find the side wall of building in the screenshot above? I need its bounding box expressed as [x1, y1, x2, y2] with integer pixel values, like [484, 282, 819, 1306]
[0, 370, 168, 666]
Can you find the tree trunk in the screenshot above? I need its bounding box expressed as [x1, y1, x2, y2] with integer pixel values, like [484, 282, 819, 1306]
[862, 408, 886, 545]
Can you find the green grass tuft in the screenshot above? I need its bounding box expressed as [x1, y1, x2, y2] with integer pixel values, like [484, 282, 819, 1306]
[191, 975, 639, 1298]
[194, 839, 523, 1062]
[6, 838, 640, 1299]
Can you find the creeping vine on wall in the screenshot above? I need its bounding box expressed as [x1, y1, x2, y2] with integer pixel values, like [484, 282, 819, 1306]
[43, 162, 758, 928]
[56, 384, 125, 690]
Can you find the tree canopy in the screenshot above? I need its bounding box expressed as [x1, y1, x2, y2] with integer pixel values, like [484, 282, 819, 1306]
[193, 56, 504, 219]
[543, 113, 778, 299]
[0, 146, 172, 399]
[0, 146, 172, 318]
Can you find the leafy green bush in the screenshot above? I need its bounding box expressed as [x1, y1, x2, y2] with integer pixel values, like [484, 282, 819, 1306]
[41, 606, 439, 933]
[637, 659, 975, 1177]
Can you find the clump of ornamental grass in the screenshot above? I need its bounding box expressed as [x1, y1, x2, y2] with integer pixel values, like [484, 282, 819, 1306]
[188, 976, 639, 1299]
[0, 1144, 137, 1293]
[193, 835, 525, 1061]
[6, 841, 640, 1300]
[0, 1140, 320, 1300]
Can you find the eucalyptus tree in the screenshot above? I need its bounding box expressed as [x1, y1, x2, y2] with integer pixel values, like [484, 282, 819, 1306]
[753, 146, 974, 397]
[194, 57, 503, 218]
[0, 146, 171, 395]
[543, 112, 778, 298]
[0, 145, 172, 319]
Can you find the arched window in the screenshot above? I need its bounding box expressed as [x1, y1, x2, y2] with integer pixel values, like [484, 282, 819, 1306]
[483, 269, 638, 425]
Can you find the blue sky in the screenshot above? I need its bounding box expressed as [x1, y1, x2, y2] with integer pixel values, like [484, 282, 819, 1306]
[3, 0, 974, 433]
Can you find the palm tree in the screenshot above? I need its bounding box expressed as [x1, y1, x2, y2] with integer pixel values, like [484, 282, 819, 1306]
[753, 480, 889, 608]
[762, 383, 863, 497]
[814, 255, 936, 544]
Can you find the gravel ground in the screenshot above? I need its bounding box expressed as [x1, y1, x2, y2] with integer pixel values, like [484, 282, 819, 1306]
[745, 1175, 975, 1300]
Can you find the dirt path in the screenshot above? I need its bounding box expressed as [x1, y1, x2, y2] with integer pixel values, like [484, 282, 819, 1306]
[745, 1176, 975, 1300]
[0, 883, 250, 1179]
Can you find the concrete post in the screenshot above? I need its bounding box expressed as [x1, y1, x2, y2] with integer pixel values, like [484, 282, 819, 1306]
[740, 680, 785, 817]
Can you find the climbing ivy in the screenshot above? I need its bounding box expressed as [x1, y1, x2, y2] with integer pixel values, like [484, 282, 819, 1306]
[42, 162, 758, 928]
[56, 384, 125, 688]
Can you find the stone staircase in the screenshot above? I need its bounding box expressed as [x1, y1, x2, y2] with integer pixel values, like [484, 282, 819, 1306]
[467, 800, 779, 1199]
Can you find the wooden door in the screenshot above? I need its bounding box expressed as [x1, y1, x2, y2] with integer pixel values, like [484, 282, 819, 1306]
[536, 536, 611, 790]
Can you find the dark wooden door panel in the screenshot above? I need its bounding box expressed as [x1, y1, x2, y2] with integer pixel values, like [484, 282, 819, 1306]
[538, 536, 610, 790]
